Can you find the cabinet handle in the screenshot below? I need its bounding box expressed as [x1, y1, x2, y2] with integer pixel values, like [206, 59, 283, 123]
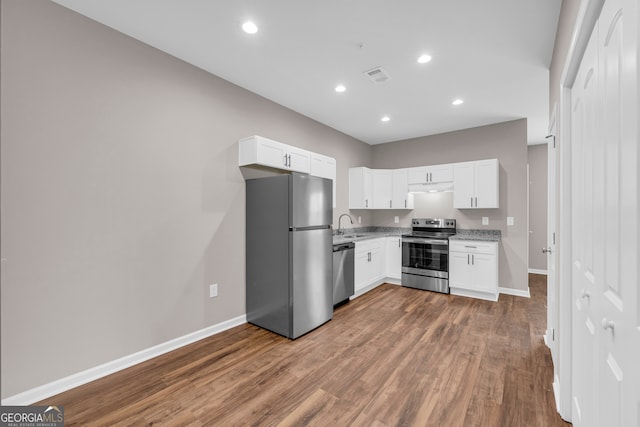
[365, 199, 368, 208]
[284, 154, 288, 167]
[426, 172, 429, 182]
[405, 200, 407, 208]
[472, 254, 475, 265]
[430, 173, 433, 182]
[470, 197, 473, 207]
[475, 197, 478, 207]
[398, 238, 401, 247]
[389, 200, 392, 208]
[289, 154, 292, 167]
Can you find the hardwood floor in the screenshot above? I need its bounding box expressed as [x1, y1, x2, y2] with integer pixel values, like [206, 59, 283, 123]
[41, 274, 570, 426]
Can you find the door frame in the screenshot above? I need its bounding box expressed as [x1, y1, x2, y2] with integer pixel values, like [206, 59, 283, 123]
[554, 0, 606, 421]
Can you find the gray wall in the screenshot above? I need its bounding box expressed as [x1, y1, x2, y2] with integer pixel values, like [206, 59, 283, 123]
[528, 144, 548, 271]
[370, 119, 529, 291]
[0, 0, 370, 398]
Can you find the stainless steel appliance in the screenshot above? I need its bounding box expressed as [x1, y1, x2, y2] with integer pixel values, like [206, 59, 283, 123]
[402, 218, 456, 293]
[246, 173, 333, 339]
[332, 242, 355, 306]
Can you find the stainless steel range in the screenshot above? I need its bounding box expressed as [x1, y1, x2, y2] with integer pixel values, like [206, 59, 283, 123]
[401, 218, 456, 293]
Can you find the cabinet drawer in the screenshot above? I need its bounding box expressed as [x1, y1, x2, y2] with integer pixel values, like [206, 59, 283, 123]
[450, 240, 497, 255]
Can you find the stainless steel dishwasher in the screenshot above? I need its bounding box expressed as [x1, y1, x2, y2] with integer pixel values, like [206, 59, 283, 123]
[332, 242, 355, 307]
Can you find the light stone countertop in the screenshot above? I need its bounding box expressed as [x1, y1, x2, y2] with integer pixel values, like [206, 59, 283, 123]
[449, 229, 501, 242]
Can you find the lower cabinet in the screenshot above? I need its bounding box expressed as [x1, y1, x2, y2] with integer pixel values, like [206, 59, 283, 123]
[385, 236, 402, 280]
[354, 238, 385, 293]
[449, 240, 498, 301]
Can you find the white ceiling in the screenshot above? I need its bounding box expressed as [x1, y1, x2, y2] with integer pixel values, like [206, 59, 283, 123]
[52, 0, 562, 145]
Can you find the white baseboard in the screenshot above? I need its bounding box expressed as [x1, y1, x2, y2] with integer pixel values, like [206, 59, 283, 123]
[450, 287, 499, 302]
[553, 374, 561, 412]
[499, 287, 531, 298]
[1, 314, 247, 406]
[528, 268, 548, 275]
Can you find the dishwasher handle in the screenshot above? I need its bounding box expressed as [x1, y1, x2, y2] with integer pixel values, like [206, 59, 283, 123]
[333, 242, 355, 252]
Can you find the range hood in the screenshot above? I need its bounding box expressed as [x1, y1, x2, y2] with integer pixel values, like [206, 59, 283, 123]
[408, 181, 454, 193]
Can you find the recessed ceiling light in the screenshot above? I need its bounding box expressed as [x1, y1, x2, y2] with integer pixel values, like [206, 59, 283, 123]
[335, 85, 346, 93]
[242, 21, 258, 34]
[417, 54, 432, 64]
[381, 116, 390, 122]
[452, 99, 464, 106]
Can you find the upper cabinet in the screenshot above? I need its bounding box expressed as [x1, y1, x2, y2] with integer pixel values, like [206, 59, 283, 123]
[349, 167, 413, 210]
[349, 167, 373, 209]
[407, 164, 453, 185]
[349, 159, 498, 210]
[453, 159, 499, 209]
[239, 135, 310, 173]
[239, 135, 337, 207]
[392, 169, 414, 209]
[372, 169, 393, 209]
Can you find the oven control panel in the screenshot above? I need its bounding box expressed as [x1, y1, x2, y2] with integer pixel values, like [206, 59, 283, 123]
[412, 218, 456, 228]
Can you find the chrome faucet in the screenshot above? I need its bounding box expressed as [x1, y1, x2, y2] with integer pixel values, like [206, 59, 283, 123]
[338, 213, 353, 235]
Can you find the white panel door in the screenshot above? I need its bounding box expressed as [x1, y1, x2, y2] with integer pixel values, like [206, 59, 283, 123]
[571, 24, 599, 427]
[391, 169, 412, 209]
[596, 0, 638, 425]
[570, 0, 639, 425]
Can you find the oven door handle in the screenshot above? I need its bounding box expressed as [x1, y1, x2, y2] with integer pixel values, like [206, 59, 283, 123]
[402, 237, 449, 245]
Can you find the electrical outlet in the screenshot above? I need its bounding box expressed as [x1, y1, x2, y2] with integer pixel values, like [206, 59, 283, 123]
[209, 284, 218, 298]
[394, 216, 399, 224]
[507, 217, 514, 226]
[482, 217, 489, 225]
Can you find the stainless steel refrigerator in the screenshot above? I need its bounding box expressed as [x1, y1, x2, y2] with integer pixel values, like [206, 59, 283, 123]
[246, 173, 333, 339]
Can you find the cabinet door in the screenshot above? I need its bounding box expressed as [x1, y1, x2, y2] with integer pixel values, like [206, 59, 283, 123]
[474, 159, 499, 208]
[407, 166, 429, 184]
[471, 253, 497, 293]
[429, 164, 454, 183]
[449, 251, 472, 290]
[369, 241, 385, 281]
[349, 167, 372, 209]
[372, 170, 393, 209]
[354, 247, 371, 291]
[386, 237, 402, 279]
[286, 146, 311, 173]
[453, 162, 475, 208]
[392, 169, 412, 209]
[256, 137, 288, 169]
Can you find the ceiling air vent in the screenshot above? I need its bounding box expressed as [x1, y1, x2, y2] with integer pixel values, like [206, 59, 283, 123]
[364, 67, 391, 83]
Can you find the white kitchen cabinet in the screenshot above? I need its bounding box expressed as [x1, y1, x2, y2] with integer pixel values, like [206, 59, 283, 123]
[349, 167, 413, 210]
[453, 159, 499, 208]
[239, 135, 311, 173]
[310, 152, 336, 208]
[349, 167, 372, 209]
[354, 238, 385, 293]
[385, 236, 402, 280]
[407, 164, 453, 184]
[449, 240, 498, 301]
[392, 169, 414, 209]
[372, 169, 393, 209]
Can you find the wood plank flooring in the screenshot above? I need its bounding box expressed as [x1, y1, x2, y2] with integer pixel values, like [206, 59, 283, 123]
[40, 274, 570, 426]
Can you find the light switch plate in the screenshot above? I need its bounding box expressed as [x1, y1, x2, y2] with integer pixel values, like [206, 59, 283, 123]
[394, 216, 399, 224]
[482, 217, 489, 225]
[358, 216, 362, 224]
[507, 217, 514, 226]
